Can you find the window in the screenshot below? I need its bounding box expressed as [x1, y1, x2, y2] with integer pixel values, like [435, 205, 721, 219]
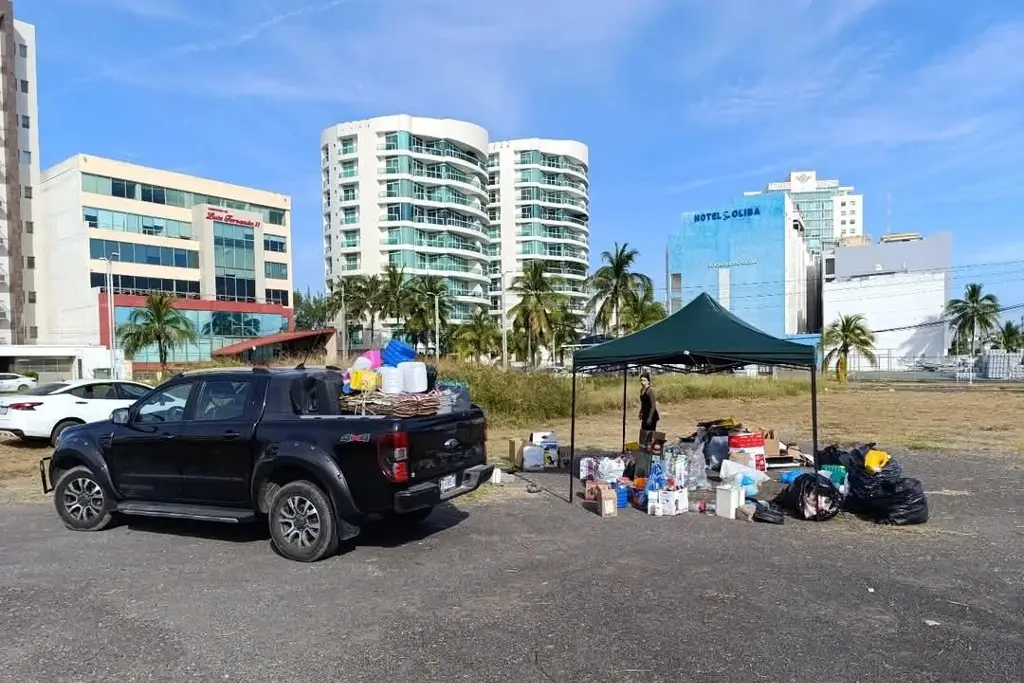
[89, 239, 199, 269]
[20, 150, 31, 165]
[20, 115, 29, 129]
[18, 43, 27, 58]
[29, 326, 38, 340]
[341, 184, 358, 201]
[19, 79, 28, 94]
[116, 383, 151, 400]
[193, 380, 252, 421]
[265, 261, 288, 279]
[23, 186, 32, 198]
[264, 235, 287, 253]
[23, 220, 33, 234]
[27, 291, 36, 304]
[26, 257, 35, 269]
[265, 288, 289, 306]
[136, 382, 194, 424]
[69, 383, 118, 400]
[339, 136, 356, 154]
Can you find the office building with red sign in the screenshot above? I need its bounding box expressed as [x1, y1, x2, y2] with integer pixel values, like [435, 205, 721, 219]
[36, 154, 293, 369]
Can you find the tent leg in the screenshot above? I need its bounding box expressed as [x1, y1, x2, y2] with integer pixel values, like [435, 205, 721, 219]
[569, 366, 578, 505]
[810, 366, 820, 470]
[621, 366, 628, 452]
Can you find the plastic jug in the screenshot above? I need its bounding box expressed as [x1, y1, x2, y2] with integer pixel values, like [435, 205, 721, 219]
[349, 370, 379, 391]
[398, 361, 428, 393]
[378, 366, 404, 394]
[382, 339, 416, 367]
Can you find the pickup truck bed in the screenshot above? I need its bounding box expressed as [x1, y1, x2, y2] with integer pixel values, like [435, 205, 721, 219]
[42, 368, 492, 562]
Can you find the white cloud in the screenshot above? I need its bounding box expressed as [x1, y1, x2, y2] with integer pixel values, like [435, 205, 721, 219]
[74, 0, 667, 133]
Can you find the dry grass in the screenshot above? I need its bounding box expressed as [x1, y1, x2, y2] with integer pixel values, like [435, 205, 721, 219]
[4, 379, 1023, 502]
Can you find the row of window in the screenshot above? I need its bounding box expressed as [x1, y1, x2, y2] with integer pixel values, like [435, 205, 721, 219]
[84, 207, 193, 239]
[90, 272, 201, 297]
[265, 262, 288, 279]
[90, 238, 200, 269]
[81, 173, 287, 226]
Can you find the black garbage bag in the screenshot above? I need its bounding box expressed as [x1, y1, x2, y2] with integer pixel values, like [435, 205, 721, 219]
[859, 477, 929, 525]
[773, 473, 842, 521]
[815, 444, 847, 467]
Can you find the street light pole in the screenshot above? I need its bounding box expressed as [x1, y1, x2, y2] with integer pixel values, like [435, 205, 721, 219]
[433, 293, 440, 364]
[501, 272, 508, 369]
[339, 278, 348, 361]
[100, 253, 120, 379]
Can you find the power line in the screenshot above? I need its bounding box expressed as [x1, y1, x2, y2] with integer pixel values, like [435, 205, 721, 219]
[870, 302, 1024, 334]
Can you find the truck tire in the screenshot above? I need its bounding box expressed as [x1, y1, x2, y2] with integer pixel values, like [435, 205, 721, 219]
[268, 480, 339, 562]
[53, 465, 114, 532]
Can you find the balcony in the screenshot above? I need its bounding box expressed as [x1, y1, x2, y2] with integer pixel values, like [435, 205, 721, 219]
[378, 142, 486, 171]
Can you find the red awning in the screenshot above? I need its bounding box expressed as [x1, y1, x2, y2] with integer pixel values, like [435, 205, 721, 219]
[211, 328, 336, 357]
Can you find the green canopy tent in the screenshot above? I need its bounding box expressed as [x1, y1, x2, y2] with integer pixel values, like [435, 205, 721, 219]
[568, 293, 820, 503]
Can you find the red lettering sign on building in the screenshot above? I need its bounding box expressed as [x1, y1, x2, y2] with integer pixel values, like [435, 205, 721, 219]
[206, 209, 262, 229]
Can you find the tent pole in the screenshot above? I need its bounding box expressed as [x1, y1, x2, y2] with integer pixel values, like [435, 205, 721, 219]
[810, 365, 820, 469]
[569, 366, 578, 505]
[621, 365, 628, 452]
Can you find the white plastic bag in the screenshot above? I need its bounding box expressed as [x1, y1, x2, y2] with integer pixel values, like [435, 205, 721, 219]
[719, 459, 770, 487]
[596, 456, 626, 482]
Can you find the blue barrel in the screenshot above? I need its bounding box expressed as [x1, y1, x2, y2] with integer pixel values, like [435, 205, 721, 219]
[613, 483, 630, 509]
[381, 339, 416, 367]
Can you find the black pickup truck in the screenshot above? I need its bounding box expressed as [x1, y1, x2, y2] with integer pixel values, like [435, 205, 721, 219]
[40, 368, 491, 562]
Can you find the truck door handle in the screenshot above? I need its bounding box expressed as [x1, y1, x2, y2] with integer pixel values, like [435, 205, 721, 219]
[222, 431, 240, 440]
[160, 433, 175, 440]
[75, 401, 87, 404]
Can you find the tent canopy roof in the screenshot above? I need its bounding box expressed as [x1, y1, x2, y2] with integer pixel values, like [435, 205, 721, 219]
[573, 293, 816, 369]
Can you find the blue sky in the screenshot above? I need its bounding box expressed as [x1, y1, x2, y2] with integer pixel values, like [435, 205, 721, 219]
[19, 0, 1024, 310]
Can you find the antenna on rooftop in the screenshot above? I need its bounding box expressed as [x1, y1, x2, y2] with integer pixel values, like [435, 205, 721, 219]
[886, 188, 892, 235]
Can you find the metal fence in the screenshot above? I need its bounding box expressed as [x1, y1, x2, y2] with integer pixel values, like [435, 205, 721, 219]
[835, 351, 1024, 383]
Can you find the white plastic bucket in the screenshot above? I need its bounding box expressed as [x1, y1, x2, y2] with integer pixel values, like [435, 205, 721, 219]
[398, 361, 428, 393]
[378, 366, 404, 394]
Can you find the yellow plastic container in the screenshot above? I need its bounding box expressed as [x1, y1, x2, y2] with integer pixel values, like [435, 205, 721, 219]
[864, 449, 890, 473]
[349, 370, 379, 391]
[625, 441, 640, 452]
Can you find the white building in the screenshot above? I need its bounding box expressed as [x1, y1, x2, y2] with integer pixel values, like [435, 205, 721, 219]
[745, 170, 862, 254]
[320, 115, 491, 327]
[823, 232, 951, 372]
[487, 139, 590, 320]
[37, 155, 293, 369]
[1, 14, 40, 344]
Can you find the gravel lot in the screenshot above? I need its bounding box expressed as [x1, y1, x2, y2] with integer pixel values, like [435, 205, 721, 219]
[1, 450, 1021, 683]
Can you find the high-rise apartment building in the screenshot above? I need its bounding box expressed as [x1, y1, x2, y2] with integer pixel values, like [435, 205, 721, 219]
[320, 115, 491, 326]
[0, 8, 40, 344]
[37, 155, 293, 369]
[744, 170, 862, 253]
[487, 139, 589, 319]
[319, 116, 590, 339]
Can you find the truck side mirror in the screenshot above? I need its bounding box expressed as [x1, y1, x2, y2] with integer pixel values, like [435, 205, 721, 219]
[111, 408, 130, 425]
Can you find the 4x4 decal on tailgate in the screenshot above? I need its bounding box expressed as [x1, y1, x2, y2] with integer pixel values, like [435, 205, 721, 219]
[339, 433, 371, 443]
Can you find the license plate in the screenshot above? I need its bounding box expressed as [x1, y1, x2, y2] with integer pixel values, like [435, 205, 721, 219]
[440, 473, 458, 493]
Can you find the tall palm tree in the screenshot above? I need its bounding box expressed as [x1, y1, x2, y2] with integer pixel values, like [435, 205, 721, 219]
[548, 298, 583, 365]
[406, 275, 452, 350]
[821, 313, 877, 384]
[509, 261, 561, 365]
[945, 283, 1000, 356]
[991, 320, 1021, 352]
[345, 274, 386, 347]
[454, 308, 500, 360]
[381, 265, 413, 329]
[117, 293, 199, 378]
[620, 286, 667, 333]
[586, 242, 653, 336]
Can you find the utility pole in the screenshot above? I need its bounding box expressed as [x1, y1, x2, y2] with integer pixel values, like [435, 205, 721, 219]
[101, 253, 120, 379]
[500, 272, 509, 368]
[339, 278, 348, 361]
[433, 293, 440, 364]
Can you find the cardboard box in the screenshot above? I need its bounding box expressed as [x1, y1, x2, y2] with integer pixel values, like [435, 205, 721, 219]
[585, 480, 611, 501]
[558, 446, 572, 469]
[736, 504, 756, 522]
[508, 438, 523, 466]
[599, 496, 617, 517]
[729, 451, 758, 469]
[763, 437, 781, 458]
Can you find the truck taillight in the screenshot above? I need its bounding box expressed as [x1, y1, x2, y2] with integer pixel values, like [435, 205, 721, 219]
[9, 402, 42, 411]
[378, 431, 410, 483]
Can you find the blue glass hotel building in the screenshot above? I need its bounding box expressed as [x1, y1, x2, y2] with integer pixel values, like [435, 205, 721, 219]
[666, 193, 816, 338]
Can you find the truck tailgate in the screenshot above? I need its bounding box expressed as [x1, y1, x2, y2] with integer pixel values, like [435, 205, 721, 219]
[403, 409, 486, 482]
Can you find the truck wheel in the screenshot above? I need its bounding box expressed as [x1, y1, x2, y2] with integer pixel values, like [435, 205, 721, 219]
[53, 466, 114, 532]
[268, 481, 339, 562]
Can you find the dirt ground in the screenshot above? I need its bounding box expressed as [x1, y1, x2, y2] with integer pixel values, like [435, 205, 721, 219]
[3, 384, 1022, 502]
[486, 384, 1024, 465]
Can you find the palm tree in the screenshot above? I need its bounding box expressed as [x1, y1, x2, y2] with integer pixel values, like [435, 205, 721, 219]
[991, 320, 1022, 352]
[509, 261, 561, 365]
[821, 314, 877, 384]
[946, 283, 1000, 356]
[381, 265, 413, 328]
[586, 242, 653, 336]
[454, 308, 500, 360]
[405, 275, 452, 350]
[117, 293, 199, 378]
[620, 286, 667, 333]
[344, 274, 386, 347]
[548, 298, 583, 365]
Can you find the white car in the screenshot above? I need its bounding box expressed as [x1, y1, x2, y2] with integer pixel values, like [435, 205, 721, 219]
[0, 373, 37, 393]
[0, 379, 153, 446]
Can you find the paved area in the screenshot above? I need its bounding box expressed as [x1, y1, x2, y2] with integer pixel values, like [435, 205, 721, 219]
[1, 450, 1022, 683]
